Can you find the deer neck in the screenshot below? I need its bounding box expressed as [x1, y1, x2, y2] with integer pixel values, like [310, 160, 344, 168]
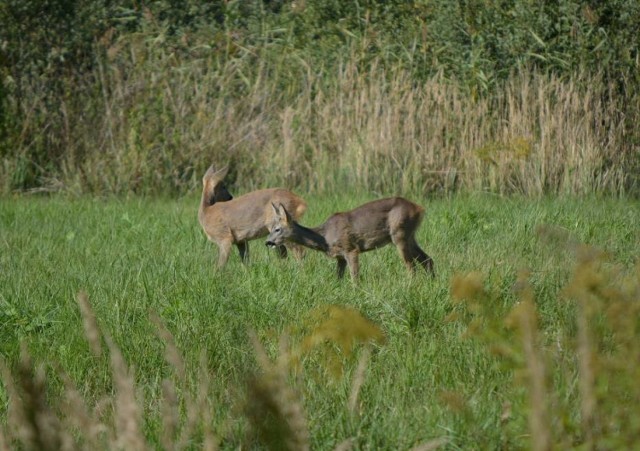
[291, 223, 329, 253]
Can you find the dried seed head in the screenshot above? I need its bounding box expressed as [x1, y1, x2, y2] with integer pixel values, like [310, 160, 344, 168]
[76, 291, 103, 357]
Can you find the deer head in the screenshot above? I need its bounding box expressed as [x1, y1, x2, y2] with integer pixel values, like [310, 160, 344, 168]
[202, 165, 233, 205]
[266, 203, 293, 248]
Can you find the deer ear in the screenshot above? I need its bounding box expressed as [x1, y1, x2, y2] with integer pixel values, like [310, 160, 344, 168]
[203, 164, 217, 180]
[276, 203, 292, 223]
[204, 164, 229, 182]
[215, 165, 229, 180]
[271, 202, 281, 218]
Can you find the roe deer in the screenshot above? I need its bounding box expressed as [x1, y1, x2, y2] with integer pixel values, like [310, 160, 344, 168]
[198, 165, 307, 268]
[265, 197, 435, 281]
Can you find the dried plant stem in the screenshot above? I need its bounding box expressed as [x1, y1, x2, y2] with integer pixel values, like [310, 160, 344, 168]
[0, 357, 25, 446]
[0, 429, 9, 451]
[511, 274, 551, 451]
[59, 372, 105, 450]
[519, 301, 551, 451]
[576, 297, 597, 449]
[18, 351, 63, 451]
[348, 346, 370, 415]
[104, 334, 147, 451]
[160, 379, 180, 450]
[199, 350, 219, 451]
[76, 291, 103, 357]
[564, 256, 601, 448]
[150, 311, 185, 382]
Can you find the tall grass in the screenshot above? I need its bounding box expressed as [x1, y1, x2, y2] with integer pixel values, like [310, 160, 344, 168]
[1, 30, 635, 196]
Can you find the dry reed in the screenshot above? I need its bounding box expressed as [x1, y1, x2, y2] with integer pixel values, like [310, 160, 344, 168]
[3, 41, 633, 196]
[347, 345, 370, 416]
[76, 291, 102, 357]
[506, 272, 551, 451]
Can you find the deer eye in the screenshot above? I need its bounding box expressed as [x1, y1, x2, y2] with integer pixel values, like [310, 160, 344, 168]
[274, 227, 282, 233]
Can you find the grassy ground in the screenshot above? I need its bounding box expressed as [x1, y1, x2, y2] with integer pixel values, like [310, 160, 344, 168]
[1, 193, 638, 449]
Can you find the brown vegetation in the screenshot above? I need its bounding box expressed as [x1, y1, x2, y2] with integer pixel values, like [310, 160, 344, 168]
[2, 58, 634, 196]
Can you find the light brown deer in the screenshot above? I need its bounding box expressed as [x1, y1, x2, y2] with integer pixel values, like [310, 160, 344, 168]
[265, 197, 435, 280]
[198, 165, 307, 268]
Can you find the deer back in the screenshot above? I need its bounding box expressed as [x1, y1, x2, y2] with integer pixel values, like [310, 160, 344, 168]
[321, 197, 424, 252]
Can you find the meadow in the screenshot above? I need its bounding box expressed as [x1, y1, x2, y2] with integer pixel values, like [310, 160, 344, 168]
[1, 192, 638, 449]
[2, 2, 639, 449]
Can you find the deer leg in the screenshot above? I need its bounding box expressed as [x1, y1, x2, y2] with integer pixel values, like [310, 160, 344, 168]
[276, 244, 288, 259]
[237, 241, 249, 264]
[396, 239, 435, 278]
[216, 239, 233, 268]
[345, 252, 360, 281]
[392, 232, 418, 273]
[336, 257, 347, 279]
[414, 246, 435, 277]
[397, 243, 417, 273]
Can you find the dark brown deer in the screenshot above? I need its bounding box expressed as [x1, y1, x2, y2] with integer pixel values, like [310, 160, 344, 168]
[265, 197, 435, 280]
[198, 165, 307, 268]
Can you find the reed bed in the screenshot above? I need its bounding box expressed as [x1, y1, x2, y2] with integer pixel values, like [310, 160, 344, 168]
[2, 38, 635, 196]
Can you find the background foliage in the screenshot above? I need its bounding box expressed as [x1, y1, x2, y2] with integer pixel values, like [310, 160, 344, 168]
[1, 0, 639, 195]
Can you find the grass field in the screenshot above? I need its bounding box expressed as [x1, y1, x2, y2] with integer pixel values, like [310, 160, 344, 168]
[1, 193, 639, 449]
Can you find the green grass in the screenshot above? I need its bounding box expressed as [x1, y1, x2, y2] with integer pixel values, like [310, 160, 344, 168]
[1, 193, 639, 449]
